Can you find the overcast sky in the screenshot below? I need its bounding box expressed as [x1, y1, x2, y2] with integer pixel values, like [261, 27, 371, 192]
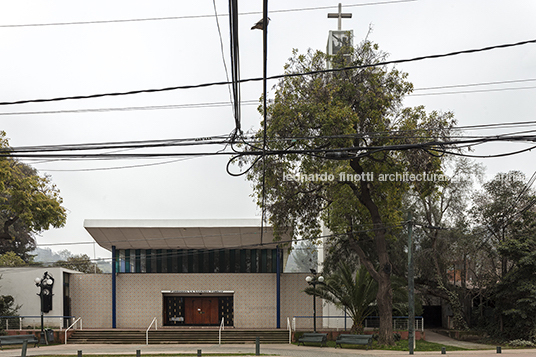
[1, 0, 535, 262]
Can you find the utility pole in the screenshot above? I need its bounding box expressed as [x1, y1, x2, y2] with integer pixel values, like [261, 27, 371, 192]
[408, 213, 415, 354]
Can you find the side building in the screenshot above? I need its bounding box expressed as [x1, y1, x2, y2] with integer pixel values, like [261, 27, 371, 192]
[0, 267, 81, 329]
[74, 219, 321, 329]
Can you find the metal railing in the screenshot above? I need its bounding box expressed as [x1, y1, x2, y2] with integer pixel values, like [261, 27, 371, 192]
[146, 317, 157, 345]
[0, 315, 76, 331]
[218, 318, 225, 345]
[286, 317, 292, 344]
[292, 315, 425, 332]
[64, 317, 82, 344]
[365, 316, 424, 332]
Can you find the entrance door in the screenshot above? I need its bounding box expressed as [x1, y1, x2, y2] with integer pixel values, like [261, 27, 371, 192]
[184, 297, 219, 325]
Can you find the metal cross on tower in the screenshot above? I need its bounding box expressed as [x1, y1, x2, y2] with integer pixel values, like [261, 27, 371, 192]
[327, 3, 352, 30]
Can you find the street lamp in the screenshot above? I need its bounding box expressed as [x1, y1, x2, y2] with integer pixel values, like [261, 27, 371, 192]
[305, 269, 324, 333]
[35, 272, 54, 345]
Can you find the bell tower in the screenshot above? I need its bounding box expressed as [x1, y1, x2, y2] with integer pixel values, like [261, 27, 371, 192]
[326, 3, 353, 68]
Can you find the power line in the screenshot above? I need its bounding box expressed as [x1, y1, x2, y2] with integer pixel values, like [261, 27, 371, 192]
[6, 135, 232, 153]
[0, 0, 417, 28]
[36, 156, 203, 172]
[2, 79, 536, 117]
[212, 0, 234, 120]
[413, 77, 536, 91]
[432, 144, 536, 159]
[453, 120, 536, 131]
[1, 38, 534, 106]
[5, 134, 536, 160]
[0, 100, 258, 116]
[411, 85, 536, 97]
[5, 127, 536, 155]
[5, 124, 536, 157]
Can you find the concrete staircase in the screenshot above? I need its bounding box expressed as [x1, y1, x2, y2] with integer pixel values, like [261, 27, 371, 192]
[67, 329, 290, 344]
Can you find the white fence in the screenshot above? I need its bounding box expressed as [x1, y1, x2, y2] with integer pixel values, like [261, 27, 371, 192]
[292, 315, 424, 331]
[0, 316, 75, 330]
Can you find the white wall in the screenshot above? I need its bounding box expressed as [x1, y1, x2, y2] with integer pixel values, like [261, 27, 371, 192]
[0, 267, 79, 329]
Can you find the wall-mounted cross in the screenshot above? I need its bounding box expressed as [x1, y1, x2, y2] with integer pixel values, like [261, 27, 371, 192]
[327, 3, 352, 31]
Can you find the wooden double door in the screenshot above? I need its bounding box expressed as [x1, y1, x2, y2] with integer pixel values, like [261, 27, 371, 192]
[184, 297, 219, 325]
[164, 296, 227, 326]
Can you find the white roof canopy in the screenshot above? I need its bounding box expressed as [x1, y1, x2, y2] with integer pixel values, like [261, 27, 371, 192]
[84, 219, 292, 251]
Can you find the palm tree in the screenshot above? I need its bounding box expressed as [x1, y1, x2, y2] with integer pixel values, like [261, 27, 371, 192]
[305, 262, 377, 333]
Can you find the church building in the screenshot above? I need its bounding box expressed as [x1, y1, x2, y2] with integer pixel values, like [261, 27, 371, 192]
[71, 219, 320, 330]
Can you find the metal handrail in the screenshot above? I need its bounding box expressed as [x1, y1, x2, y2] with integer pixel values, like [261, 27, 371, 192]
[0, 315, 75, 331]
[64, 317, 82, 345]
[218, 317, 224, 345]
[146, 317, 157, 345]
[287, 317, 292, 344]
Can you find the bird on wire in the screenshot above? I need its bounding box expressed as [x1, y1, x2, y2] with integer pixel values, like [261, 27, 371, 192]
[251, 17, 270, 30]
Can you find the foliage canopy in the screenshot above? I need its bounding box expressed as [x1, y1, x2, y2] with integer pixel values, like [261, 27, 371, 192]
[0, 131, 66, 260]
[245, 41, 456, 344]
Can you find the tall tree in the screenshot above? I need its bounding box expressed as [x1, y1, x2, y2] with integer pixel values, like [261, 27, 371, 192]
[471, 171, 536, 338]
[472, 171, 533, 279]
[494, 219, 536, 340]
[409, 157, 484, 329]
[244, 42, 455, 344]
[0, 131, 66, 259]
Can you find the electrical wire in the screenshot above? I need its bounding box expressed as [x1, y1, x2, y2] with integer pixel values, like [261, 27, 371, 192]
[5, 133, 536, 160]
[411, 85, 536, 97]
[431, 144, 536, 158]
[1, 38, 534, 106]
[413, 78, 536, 92]
[0, 0, 417, 28]
[212, 0, 234, 119]
[0, 100, 258, 116]
[2, 79, 535, 117]
[39, 156, 203, 172]
[4, 126, 536, 154]
[5, 135, 232, 153]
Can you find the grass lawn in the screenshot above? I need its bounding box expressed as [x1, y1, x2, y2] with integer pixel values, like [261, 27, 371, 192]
[297, 339, 472, 351]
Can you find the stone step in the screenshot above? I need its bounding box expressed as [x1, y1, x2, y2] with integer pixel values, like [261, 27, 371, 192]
[68, 329, 289, 344]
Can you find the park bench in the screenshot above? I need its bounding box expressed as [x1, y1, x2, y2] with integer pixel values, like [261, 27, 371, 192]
[297, 332, 328, 347]
[0, 334, 39, 349]
[335, 334, 373, 350]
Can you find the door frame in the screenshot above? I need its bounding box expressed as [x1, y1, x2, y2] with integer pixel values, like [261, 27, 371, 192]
[161, 291, 234, 327]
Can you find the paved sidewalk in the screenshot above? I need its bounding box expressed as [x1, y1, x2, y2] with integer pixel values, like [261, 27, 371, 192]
[425, 330, 492, 349]
[0, 343, 534, 357]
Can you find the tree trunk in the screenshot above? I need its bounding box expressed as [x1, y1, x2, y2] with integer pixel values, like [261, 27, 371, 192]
[377, 268, 394, 344]
[348, 237, 394, 345]
[346, 159, 395, 345]
[350, 321, 364, 334]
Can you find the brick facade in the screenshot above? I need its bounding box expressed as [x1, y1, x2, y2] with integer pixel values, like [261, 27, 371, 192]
[71, 272, 321, 329]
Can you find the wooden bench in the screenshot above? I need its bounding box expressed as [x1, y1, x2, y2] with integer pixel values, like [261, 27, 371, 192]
[0, 334, 39, 350]
[297, 332, 328, 347]
[335, 334, 373, 349]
